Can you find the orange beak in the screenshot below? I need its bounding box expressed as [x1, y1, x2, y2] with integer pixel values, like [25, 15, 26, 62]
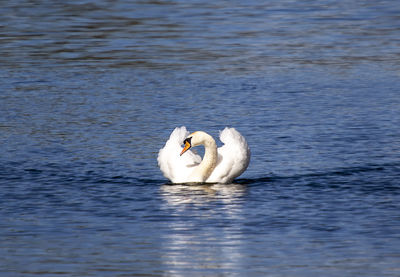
[180, 140, 191, 156]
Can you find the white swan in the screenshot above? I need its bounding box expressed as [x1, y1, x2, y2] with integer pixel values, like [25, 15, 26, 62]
[158, 126, 250, 184]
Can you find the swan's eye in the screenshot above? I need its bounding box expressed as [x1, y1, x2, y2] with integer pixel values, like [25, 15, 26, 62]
[183, 137, 192, 146]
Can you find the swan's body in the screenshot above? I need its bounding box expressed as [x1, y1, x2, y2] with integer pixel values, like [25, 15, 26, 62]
[158, 126, 250, 184]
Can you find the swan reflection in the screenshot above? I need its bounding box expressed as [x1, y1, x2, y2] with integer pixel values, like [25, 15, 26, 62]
[159, 183, 247, 275]
[160, 183, 247, 206]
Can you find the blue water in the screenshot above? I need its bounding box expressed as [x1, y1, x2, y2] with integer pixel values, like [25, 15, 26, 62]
[1, 1, 400, 276]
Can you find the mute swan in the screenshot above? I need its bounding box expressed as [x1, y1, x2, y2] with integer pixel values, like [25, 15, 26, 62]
[158, 126, 250, 184]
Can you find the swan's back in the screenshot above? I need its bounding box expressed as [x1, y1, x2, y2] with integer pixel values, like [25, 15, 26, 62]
[158, 126, 201, 183]
[207, 127, 250, 183]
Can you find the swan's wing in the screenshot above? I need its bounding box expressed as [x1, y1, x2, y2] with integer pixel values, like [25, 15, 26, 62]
[207, 127, 250, 183]
[158, 126, 201, 183]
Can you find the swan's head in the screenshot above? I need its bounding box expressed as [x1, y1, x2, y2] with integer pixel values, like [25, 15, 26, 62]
[180, 131, 212, 156]
[180, 136, 192, 156]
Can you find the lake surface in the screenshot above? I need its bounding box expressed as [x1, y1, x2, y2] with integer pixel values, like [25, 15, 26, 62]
[1, 0, 400, 276]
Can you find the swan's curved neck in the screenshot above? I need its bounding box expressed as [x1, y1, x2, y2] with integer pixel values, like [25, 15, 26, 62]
[190, 135, 217, 183]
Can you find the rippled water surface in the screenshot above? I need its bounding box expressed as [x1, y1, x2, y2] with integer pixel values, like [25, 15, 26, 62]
[1, 0, 400, 276]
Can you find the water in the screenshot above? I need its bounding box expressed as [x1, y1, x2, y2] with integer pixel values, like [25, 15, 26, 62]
[1, 0, 400, 276]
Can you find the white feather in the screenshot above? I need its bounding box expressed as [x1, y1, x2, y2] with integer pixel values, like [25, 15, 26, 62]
[207, 127, 250, 183]
[157, 126, 201, 183]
